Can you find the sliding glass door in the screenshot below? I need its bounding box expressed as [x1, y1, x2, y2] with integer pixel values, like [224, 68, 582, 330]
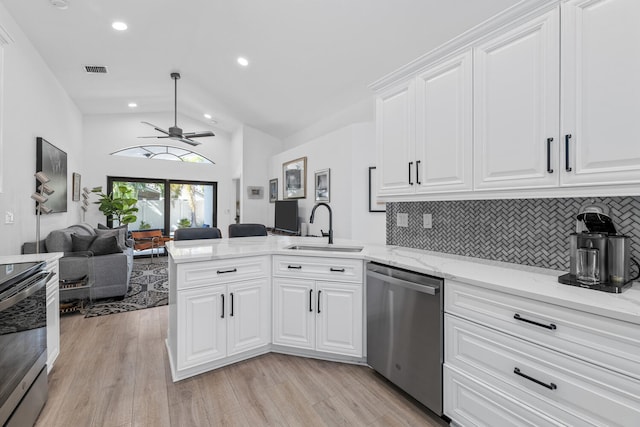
[107, 177, 217, 235]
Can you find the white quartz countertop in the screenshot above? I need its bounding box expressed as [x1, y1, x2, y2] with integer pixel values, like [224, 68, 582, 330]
[166, 237, 640, 325]
[0, 252, 63, 265]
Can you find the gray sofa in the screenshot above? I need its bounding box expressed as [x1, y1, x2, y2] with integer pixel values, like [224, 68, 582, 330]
[22, 223, 134, 300]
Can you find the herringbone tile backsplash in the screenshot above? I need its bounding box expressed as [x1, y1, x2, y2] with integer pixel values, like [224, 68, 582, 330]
[386, 197, 640, 271]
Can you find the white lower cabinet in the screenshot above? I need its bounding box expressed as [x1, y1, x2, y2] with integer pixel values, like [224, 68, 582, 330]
[45, 259, 60, 373]
[227, 278, 271, 356]
[444, 280, 640, 426]
[272, 256, 363, 358]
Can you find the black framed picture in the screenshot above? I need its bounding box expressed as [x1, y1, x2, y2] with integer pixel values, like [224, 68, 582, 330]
[269, 178, 278, 202]
[368, 166, 385, 212]
[314, 168, 330, 202]
[36, 137, 67, 213]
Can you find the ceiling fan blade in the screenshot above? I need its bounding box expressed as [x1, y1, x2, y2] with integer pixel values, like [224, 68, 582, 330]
[141, 121, 170, 136]
[178, 137, 201, 147]
[137, 136, 171, 139]
[183, 131, 215, 138]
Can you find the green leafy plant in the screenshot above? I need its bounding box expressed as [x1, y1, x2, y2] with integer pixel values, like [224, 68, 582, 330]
[91, 185, 139, 226]
[177, 218, 191, 229]
[139, 220, 151, 230]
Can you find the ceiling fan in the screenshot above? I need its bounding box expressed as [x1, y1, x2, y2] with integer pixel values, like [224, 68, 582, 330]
[139, 72, 214, 146]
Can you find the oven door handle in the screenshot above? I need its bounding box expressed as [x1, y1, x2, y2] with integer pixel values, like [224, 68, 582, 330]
[0, 271, 52, 312]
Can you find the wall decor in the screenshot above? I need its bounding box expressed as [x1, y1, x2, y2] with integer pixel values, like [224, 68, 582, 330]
[269, 178, 278, 202]
[283, 157, 307, 199]
[72, 172, 81, 201]
[314, 168, 330, 202]
[247, 186, 264, 199]
[36, 137, 67, 213]
[368, 167, 385, 212]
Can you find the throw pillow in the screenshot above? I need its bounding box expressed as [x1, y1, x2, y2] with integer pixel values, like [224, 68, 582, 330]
[45, 230, 74, 253]
[71, 234, 97, 252]
[88, 236, 122, 256]
[94, 228, 125, 250]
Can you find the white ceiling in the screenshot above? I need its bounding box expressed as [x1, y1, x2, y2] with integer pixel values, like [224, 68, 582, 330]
[2, 0, 521, 139]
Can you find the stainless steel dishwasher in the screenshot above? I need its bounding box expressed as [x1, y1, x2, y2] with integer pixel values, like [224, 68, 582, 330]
[366, 262, 443, 416]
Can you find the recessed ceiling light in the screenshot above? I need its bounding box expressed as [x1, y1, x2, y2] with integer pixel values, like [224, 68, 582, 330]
[49, 0, 69, 10]
[128, 102, 138, 108]
[112, 21, 128, 31]
[203, 113, 212, 119]
[237, 57, 249, 67]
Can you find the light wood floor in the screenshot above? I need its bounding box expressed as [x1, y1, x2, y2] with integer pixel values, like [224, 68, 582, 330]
[36, 307, 447, 427]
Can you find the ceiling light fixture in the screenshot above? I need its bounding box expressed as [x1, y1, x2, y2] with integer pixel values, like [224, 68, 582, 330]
[203, 113, 212, 119]
[128, 102, 138, 108]
[112, 21, 128, 31]
[49, 0, 69, 10]
[237, 57, 249, 67]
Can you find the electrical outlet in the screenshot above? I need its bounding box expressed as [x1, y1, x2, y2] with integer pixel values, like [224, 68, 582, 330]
[397, 213, 409, 227]
[5, 211, 14, 224]
[423, 213, 432, 229]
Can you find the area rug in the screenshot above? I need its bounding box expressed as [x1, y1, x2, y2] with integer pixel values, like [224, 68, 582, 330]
[84, 258, 168, 318]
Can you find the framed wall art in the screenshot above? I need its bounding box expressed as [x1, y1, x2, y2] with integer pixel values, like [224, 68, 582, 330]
[283, 157, 307, 199]
[72, 172, 81, 201]
[314, 168, 330, 202]
[269, 178, 278, 202]
[36, 137, 67, 213]
[247, 186, 264, 199]
[368, 166, 385, 212]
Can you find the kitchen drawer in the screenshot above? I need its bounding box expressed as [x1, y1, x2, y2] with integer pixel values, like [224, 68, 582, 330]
[273, 255, 363, 283]
[445, 314, 640, 426]
[444, 365, 562, 427]
[445, 280, 640, 381]
[177, 256, 270, 290]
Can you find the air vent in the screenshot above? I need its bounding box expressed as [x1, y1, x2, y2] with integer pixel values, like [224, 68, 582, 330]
[84, 65, 108, 74]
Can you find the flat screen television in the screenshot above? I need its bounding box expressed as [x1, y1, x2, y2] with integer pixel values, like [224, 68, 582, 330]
[274, 200, 299, 234]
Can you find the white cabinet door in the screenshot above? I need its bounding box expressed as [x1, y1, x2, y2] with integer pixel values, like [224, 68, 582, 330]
[46, 279, 60, 373]
[376, 80, 416, 196]
[227, 278, 271, 356]
[474, 9, 560, 190]
[177, 285, 226, 370]
[415, 50, 473, 193]
[272, 278, 314, 350]
[315, 281, 362, 357]
[561, 0, 640, 186]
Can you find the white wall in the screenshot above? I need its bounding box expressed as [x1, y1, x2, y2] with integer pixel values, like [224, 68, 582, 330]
[82, 112, 235, 233]
[268, 122, 385, 244]
[242, 126, 283, 225]
[0, 6, 83, 255]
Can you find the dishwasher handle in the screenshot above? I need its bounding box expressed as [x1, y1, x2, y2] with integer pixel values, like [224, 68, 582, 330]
[367, 270, 439, 295]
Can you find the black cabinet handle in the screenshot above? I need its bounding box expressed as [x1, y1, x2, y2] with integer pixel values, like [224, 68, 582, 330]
[217, 268, 237, 275]
[230, 293, 234, 317]
[330, 267, 345, 272]
[309, 289, 313, 312]
[514, 367, 557, 390]
[408, 162, 414, 185]
[287, 265, 302, 270]
[416, 160, 421, 184]
[565, 134, 572, 172]
[317, 290, 322, 314]
[514, 313, 556, 330]
[221, 294, 225, 319]
[546, 138, 554, 173]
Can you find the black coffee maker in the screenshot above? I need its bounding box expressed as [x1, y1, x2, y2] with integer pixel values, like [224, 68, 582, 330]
[558, 202, 639, 293]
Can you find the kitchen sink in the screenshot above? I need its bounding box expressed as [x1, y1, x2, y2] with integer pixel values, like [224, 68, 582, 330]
[285, 244, 363, 253]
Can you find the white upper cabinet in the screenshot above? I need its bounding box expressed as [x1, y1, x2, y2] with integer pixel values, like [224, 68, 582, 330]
[560, 0, 640, 186]
[415, 51, 473, 193]
[376, 80, 416, 196]
[474, 8, 560, 190]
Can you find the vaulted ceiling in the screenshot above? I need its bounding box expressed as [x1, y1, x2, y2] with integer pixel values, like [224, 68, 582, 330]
[2, 0, 520, 139]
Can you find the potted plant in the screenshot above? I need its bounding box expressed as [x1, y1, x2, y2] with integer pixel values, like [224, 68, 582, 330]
[91, 185, 139, 226]
[178, 218, 191, 229]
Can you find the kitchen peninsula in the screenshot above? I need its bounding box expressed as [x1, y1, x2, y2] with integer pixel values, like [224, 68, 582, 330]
[165, 236, 640, 425]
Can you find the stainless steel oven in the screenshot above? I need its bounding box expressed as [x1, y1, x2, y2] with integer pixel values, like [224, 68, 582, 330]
[0, 261, 51, 427]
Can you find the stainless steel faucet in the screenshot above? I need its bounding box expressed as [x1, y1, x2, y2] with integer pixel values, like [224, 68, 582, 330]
[310, 202, 333, 244]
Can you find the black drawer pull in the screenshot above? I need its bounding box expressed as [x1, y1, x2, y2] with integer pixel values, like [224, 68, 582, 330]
[330, 267, 345, 272]
[217, 268, 237, 275]
[317, 290, 322, 313]
[416, 160, 421, 184]
[221, 294, 225, 319]
[408, 162, 414, 185]
[287, 265, 302, 269]
[546, 137, 554, 173]
[309, 289, 313, 312]
[514, 367, 557, 390]
[514, 313, 556, 330]
[230, 293, 234, 317]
